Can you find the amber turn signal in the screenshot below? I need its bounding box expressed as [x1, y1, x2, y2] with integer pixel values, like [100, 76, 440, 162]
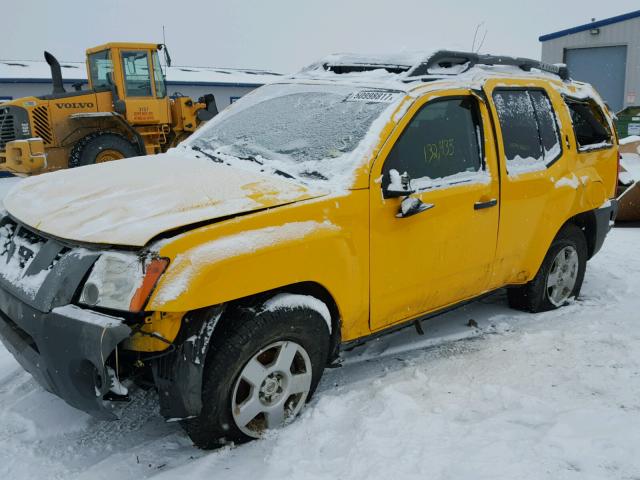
[129, 257, 169, 312]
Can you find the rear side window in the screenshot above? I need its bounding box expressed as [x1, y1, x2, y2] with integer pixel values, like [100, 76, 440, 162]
[564, 98, 612, 151]
[382, 97, 483, 190]
[492, 89, 561, 175]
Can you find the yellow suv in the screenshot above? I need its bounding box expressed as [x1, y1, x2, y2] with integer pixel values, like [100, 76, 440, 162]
[0, 51, 618, 448]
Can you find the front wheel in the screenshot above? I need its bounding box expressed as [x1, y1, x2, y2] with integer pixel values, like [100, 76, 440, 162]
[184, 299, 331, 449]
[69, 132, 138, 167]
[507, 224, 587, 313]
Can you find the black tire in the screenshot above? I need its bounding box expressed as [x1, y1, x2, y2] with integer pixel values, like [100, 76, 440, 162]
[69, 132, 138, 168]
[507, 223, 588, 313]
[184, 299, 331, 449]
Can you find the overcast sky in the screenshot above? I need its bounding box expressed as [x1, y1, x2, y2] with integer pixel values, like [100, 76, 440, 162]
[2, 1, 639, 72]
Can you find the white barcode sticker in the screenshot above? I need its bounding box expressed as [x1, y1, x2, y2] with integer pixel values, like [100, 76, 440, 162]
[345, 90, 400, 103]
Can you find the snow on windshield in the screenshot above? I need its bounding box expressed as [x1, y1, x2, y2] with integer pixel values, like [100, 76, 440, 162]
[181, 83, 403, 190]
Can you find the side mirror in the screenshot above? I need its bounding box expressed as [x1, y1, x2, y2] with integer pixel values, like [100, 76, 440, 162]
[383, 170, 415, 199]
[397, 197, 434, 218]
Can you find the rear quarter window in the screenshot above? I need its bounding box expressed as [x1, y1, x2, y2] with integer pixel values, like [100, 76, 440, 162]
[564, 98, 613, 151]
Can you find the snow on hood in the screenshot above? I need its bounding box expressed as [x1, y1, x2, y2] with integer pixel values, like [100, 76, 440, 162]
[3, 153, 326, 247]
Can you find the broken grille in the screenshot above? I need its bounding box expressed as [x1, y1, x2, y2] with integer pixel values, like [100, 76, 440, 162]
[0, 217, 61, 296]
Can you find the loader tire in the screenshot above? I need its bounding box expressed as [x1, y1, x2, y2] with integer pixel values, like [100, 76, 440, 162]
[184, 299, 331, 449]
[507, 224, 587, 313]
[69, 132, 138, 168]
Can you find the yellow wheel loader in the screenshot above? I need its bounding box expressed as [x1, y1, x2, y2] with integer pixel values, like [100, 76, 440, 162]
[0, 43, 218, 175]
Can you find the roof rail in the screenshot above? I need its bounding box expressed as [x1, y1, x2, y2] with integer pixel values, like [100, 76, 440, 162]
[408, 50, 570, 81]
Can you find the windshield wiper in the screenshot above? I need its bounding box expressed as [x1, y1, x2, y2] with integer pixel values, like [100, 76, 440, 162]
[236, 154, 296, 180]
[189, 145, 224, 163]
[301, 170, 328, 180]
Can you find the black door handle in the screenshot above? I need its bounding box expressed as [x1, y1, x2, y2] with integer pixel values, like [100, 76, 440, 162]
[474, 198, 498, 210]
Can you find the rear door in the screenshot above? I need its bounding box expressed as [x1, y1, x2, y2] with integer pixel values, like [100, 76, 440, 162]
[369, 89, 500, 331]
[483, 80, 573, 288]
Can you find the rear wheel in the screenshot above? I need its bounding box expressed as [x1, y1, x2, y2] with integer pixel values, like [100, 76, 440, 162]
[184, 299, 331, 449]
[69, 132, 138, 168]
[507, 224, 587, 312]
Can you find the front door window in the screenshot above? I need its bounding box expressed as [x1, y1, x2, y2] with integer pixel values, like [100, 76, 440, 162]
[382, 97, 484, 190]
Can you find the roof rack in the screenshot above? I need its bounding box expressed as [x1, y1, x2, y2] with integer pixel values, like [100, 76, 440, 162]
[408, 50, 570, 81]
[324, 63, 411, 75]
[310, 50, 571, 82]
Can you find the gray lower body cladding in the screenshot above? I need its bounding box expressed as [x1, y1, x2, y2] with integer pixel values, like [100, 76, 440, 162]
[0, 286, 131, 419]
[591, 198, 618, 257]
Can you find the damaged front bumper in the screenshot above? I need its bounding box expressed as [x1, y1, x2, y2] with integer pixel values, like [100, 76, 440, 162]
[0, 288, 131, 419]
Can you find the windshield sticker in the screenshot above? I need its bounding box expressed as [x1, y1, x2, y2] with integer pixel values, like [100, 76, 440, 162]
[345, 90, 400, 103]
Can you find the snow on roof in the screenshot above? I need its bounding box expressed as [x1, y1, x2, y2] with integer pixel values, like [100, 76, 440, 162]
[0, 60, 282, 87]
[318, 51, 432, 69]
[292, 51, 571, 94]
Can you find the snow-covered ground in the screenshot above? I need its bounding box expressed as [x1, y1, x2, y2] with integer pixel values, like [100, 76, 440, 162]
[0, 177, 639, 479]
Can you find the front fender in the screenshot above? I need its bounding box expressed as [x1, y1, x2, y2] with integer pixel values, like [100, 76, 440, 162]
[148, 193, 370, 341]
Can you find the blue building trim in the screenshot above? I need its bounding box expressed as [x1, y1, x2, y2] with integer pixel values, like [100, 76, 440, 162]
[539, 9, 640, 42]
[0, 78, 264, 88]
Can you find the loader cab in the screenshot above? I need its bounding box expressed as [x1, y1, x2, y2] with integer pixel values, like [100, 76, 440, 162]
[85, 43, 171, 125]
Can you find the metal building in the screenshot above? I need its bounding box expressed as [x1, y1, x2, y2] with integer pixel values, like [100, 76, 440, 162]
[0, 60, 281, 109]
[540, 9, 640, 112]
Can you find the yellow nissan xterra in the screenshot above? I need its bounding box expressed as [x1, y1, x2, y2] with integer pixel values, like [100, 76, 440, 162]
[0, 51, 618, 449]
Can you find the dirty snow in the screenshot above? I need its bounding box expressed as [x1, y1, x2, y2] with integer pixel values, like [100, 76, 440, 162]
[621, 152, 640, 183]
[620, 135, 640, 146]
[3, 154, 324, 247]
[263, 293, 332, 333]
[0, 177, 639, 479]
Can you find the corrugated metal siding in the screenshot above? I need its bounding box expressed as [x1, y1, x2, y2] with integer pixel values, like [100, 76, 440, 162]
[541, 16, 640, 111]
[565, 46, 627, 111]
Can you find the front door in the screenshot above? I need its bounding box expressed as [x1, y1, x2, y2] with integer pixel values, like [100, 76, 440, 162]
[369, 90, 500, 331]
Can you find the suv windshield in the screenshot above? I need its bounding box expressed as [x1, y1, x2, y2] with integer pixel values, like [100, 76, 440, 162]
[183, 83, 402, 187]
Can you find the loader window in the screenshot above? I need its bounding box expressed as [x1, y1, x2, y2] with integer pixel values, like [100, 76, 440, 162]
[121, 51, 153, 97]
[152, 52, 166, 99]
[88, 50, 113, 91]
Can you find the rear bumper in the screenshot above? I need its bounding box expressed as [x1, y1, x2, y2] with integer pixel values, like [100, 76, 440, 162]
[0, 138, 46, 174]
[591, 198, 618, 258]
[0, 286, 131, 419]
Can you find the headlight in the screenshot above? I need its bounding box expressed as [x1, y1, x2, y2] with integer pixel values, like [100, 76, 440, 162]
[79, 252, 168, 312]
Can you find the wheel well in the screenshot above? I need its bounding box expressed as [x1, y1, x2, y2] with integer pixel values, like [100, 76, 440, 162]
[566, 210, 598, 259]
[223, 282, 342, 364]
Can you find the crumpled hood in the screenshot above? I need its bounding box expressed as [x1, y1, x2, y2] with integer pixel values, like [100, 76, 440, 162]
[4, 153, 327, 247]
